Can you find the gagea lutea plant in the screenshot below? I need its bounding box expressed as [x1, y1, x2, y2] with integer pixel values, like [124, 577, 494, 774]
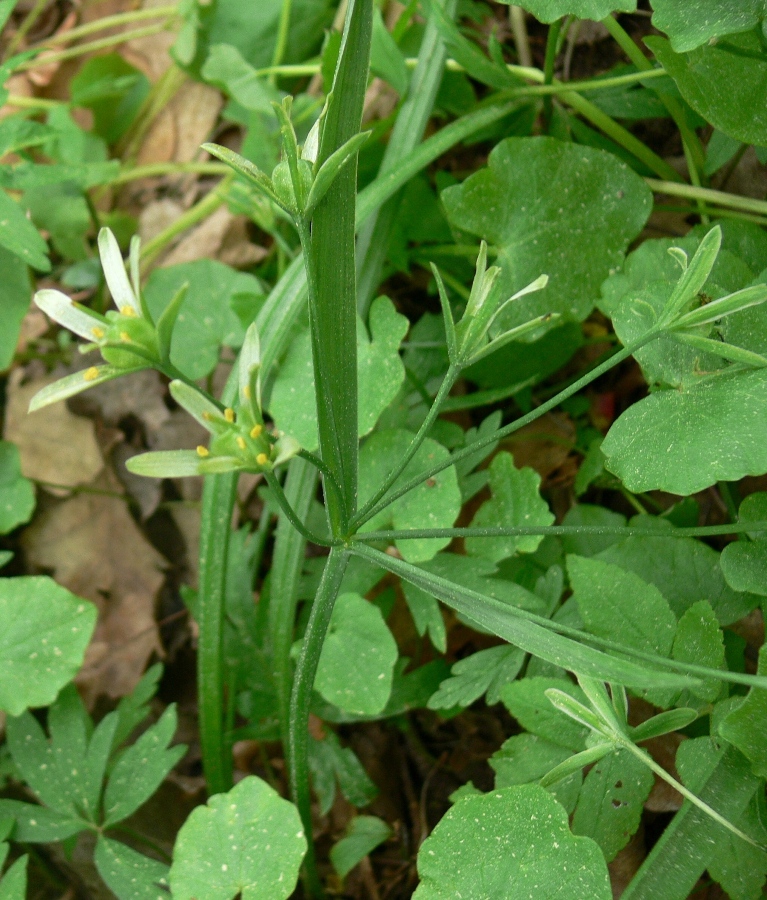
[4, 0, 767, 897]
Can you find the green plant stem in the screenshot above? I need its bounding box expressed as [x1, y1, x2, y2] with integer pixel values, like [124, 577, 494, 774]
[619, 738, 766, 850]
[30, 4, 177, 48]
[562, 90, 682, 182]
[263, 470, 332, 547]
[350, 363, 461, 530]
[198, 470, 238, 796]
[139, 174, 233, 269]
[270, 0, 293, 79]
[4, 0, 47, 59]
[356, 0, 458, 315]
[15, 22, 170, 71]
[116, 63, 187, 163]
[601, 15, 706, 189]
[288, 547, 350, 898]
[354, 330, 661, 527]
[542, 17, 563, 126]
[646, 178, 767, 217]
[111, 162, 229, 185]
[440, 376, 535, 411]
[269, 458, 318, 754]
[352, 520, 767, 542]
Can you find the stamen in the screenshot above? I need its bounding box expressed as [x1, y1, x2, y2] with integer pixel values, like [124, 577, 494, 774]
[120, 306, 137, 317]
[236, 436, 247, 450]
[196, 445, 210, 457]
[256, 452, 268, 465]
[250, 424, 262, 439]
[92, 327, 105, 339]
[120, 331, 131, 342]
[242, 385, 251, 399]
[202, 411, 213, 421]
[84, 367, 100, 381]
[224, 408, 235, 423]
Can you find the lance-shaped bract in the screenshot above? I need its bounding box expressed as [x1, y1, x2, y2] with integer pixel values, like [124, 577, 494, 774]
[432, 241, 553, 369]
[29, 228, 179, 412]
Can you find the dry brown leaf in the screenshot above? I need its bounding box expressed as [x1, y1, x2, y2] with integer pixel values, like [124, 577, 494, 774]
[160, 206, 267, 269]
[501, 412, 575, 479]
[3, 369, 104, 493]
[139, 198, 186, 244]
[14, 307, 49, 356]
[120, 0, 179, 82]
[22, 487, 167, 703]
[136, 81, 222, 167]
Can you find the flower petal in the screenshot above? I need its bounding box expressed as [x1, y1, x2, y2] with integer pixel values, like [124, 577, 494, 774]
[34, 289, 106, 341]
[125, 450, 203, 478]
[98, 228, 140, 315]
[168, 380, 224, 432]
[28, 365, 131, 412]
[273, 434, 301, 467]
[238, 323, 262, 409]
[198, 455, 243, 474]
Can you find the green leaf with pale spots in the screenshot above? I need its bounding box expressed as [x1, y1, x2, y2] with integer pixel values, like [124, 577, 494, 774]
[567, 554, 677, 658]
[412, 784, 611, 900]
[169, 776, 307, 900]
[647, 33, 767, 146]
[0, 441, 34, 534]
[501, 676, 590, 752]
[0, 189, 50, 271]
[314, 593, 398, 716]
[0, 247, 33, 371]
[0, 577, 96, 716]
[428, 645, 525, 710]
[94, 837, 170, 900]
[721, 492, 767, 597]
[144, 260, 262, 380]
[465, 452, 554, 562]
[602, 368, 767, 495]
[651, 0, 767, 51]
[441, 137, 651, 332]
[269, 296, 408, 450]
[672, 601, 726, 703]
[571, 748, 653, 862]
[719, 646, 767, 778]
[500, 0, 635, 20]
[358, 429, 461, 563]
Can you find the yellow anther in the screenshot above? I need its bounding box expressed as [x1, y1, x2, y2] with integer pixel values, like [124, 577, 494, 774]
[224, 408, 235, 423]
[256, 452, 268, 466]
[120, 306, 137, 317]
[91, 326, 105, 339]
[202, 411, 213, 421]
[120, 331, 131, 342]
[236, 436, 247, 450]
[242, 385, 251, 399]
[196, 445, 210, 458]
[84, 367, 100, 382]
[250, 424, 262, 439]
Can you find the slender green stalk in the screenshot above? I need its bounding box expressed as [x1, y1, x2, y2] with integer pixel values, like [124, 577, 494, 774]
[29, 5, 177, 48]
[111, 162, 229, 185]
[15, 22, 170, 71]
[354, 330, 661, 527]
[350, 363, 461, 530]
[351, 520, 767, 542]
[116, 64, 187, 163]
[270, 0, 293, 78]
[356, 0, 459, 315]
[139, 174, 233, 269]
[4, 0, 47, 59]
[289, 547, 350, 898]
[646, 178, 767, 217]
[542, 17, 563, 126]
[263, 471, 332, 546]
[197, 471, 238, 796]
[269, 458, 319, 753]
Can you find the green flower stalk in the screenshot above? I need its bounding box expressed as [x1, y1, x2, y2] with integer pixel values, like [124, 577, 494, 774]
[30, 227, 185, 411]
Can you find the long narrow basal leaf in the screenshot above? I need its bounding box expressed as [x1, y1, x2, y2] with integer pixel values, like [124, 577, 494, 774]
[350, 544, 696, 690]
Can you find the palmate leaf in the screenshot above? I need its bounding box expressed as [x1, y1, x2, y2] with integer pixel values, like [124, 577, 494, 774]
[503, 0, 635, 20]
[651, 0, 767, 51]
[330, 816, 391, 879]
[0, 441, 34, 534]
[352, 543, 767, 693]
[94, 837, 170, 900]
[719, 646, 767, 778]
[721, 492, 767, 597]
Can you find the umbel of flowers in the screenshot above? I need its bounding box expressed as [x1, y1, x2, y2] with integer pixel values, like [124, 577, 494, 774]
[30, 227, 299, 478]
